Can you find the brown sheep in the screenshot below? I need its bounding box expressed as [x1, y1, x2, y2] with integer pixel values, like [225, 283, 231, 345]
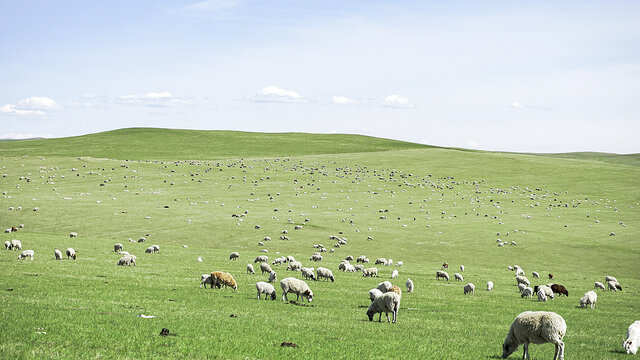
[548, 273, 554, 280]
[388, 285, 402, 297]
[210, 271, 238, 290]
[550, 284, 569, 297]
[442, 262, 449, 269]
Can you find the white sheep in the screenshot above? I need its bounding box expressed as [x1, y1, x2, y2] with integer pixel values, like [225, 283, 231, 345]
[454, 273, 464, 282]
[254, 255, 268, 263]
[260, 262, 273, 274]
[17, 250, 34, 260]
[369, 288, 383, 302]
[268, 271, 277, 283]
[532, 271, 540, 278]
[54, 249, 63, 260]
[280, 277, 313, 302]
[436, 270, 449, 281]
[151, 244, 160, 253]
[515, 276, 530, 286]
[366, 292, 401, 323]
[363, 267, 378, 277]
[344, 264, 356, 273]
[396, 261, 403, 267]
[119, 251, 130, 256]
[516, 268, 525, 276]
[391, 270, 398, 279]
[247, 264, 255, 274]
[375, 258, 387, 265]
[377, 281, 393, 293]
[463, 283, 475, 295]
[593, 281, 605, 290]
[197, 256, 203, 262]
[579, 291, 597, 308]
[537, 289, 548, 302]
[487, 281, 494, 291]
[607, 280, 622, 291]
[406, 278, 414, 293]
[605, 275, 618, 283]
[460, 264, 465, 272]
[518, 283, 526, 293]
[507, 265, 514, 271]
[286, 255, 296, 263]
[4, 241, 10, 250]
[117, 256, 135, 266]
[624, 320, 640, 355]
[535, 285, 554, 299]
[66, 248, 76, 260]
[256, 281, 276, 300]
[200, 274, 213, 288]
[521, 287, 533, 298]
[301, 267, 316, 281]
[145, 246, 156, 254]
[70, 232, 78, 238]
[316, 267, 335, 282]
[10, 239, 22, 251]
[286, 261, 302, 271]
[229, 251, 240, 260]
[114, 243, 123, 252]
[502, 311, 566, 360]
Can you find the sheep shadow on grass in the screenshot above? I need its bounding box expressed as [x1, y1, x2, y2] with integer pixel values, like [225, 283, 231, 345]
[286, 300, 314, 307]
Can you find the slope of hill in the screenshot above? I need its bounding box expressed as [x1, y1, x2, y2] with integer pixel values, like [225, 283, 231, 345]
[535, 152, 640, 167]
[0, 128, 432, 160]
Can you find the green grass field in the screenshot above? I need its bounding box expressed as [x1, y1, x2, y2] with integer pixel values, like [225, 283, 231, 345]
[0, 128, 638, 359]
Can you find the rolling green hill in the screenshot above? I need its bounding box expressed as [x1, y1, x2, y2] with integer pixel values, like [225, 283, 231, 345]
[0, 128, 432, 160]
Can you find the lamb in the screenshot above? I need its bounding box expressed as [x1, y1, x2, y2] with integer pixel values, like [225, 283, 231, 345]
[502, 311, 566, 360]
[454, 273, 463, 282]
[624, 320, 640, 355]
[200, 274, 213, 288]
[247, 264, 255, 274]
[521, 287, 533, 298]
[391, 270, 399, 279]
[607, 280, 623, 291]
[4, 241, 9, 250]
[377, 281, 393, 293]
[532, 271, 540, 278]
[594, 281, 605, 290]
[66, 248, 76, 260]
[316, 267, 335, 282]
[268, 271, 277, 283]
[366, 292, 401, 323]
[280, 277, 313, 302]
[117, 256, 135, 266]
[406, 278, 414, 293]
[301, 267, 316, 281]
[515, 276, 530, 286]
[17, 250, 34, 260]
[537, 289, 548, 302]
[54, 249, 63, 260]
[579, 291, 597, 308]
[487, 281, 494, 291]
[256, 281, 276, 300]
[286, 261, 302, 271]
[10, 239, 22, 251]
[436, 270, 449, 281]
[363, 267, 378, 277]
[369, 288, 383, 302]
[114, 243, 123, 252]
[388, 285, 402, 296]
[229, 251, 240, 260]
[260, 263, 273, 274]
[550, 284, 569, 297]
[534, 285, 554, 299]
[254, 255, 268, 263]
[464, 283, 475, 295]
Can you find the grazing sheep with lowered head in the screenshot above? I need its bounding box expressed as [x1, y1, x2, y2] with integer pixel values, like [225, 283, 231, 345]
[532, 271, 540, 278]
[247, 264, 255, 274]
[550, 284, 569, 297]
[10, 239, 22, 251]
[502, 311, 566, 360]
[463, 283, 475, 295]
[200, 274, 213, 288]
[521, 287, 533, 298]
[388, 285, 402, 296]
[436, 270, 449, 281]
[624, 321, 640, 355]
[260, 262, 273, 274]
[54, 249, 63, 260]
[229, 252, 239, 260]
[366, 292, 401, 323]
[268, 271, 277, 283]
[391, 270, 398, 279]
[4, 241, 9, 250]
[114, 243, 123, 252]
[256, 281, 276, 300]
[301, 267, 315, 281]
[17, 250, 34, 260]
[454, 273, 463, 282]
[66, 248, 76, 260]
[579, 291, 597, 308]
[607, 280, 622, 291]
[487, 281, 494, 291]
[280, 277, 313, 302]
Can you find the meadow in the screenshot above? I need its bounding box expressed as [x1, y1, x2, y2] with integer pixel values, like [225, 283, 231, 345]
[0, 128, 638, 359]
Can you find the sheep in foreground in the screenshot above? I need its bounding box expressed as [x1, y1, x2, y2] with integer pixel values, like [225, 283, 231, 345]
[377, 281, 393, 293]
[17, 250, 34, 260]
[406, 278, 414, 293]
[521, 287, 533, 298]
[579, 291, 597, 309]
[66, 248, 76, 260]
[391, 270, 398, 279]
[607, 280, 623, 291]
[268, 271, 277, 283]
[200, 274, 213, 288]
[317, 267, 335, 282]
[594, 281, 605, 290]
[436, 270, 449, 281]
[256, 281, 276, 300]
[54, 249, 63, 260]
[114, 243, 123, 252]
[454, 273, 463, 282]
[10, 239, 22, 251]
[464, 283, 475, 295]
[502, 311, 566, 360]
[366, 292, 401, 323]
[487, 281, 494, 291]
[247, 264, 255, 274]
[624, 320, 640, 355]
[229, 252, 240, 260]
[280, 277, 313, 302]
[301, 267, 315, 281]
[369, 288, 383, 302]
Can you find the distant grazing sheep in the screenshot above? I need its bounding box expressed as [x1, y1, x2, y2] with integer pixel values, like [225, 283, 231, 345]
[607, 280, 623, 291]
[624, 321, 640, 355]
[436, 270, 449, 281]
[54, 249, 63, 260]
[280, 277, 313, 302]
[391, 270, 399, 279]
[117, 256, 135, 266]
[463, 283, 475, 295]
[396, 261, 403, 267]
[10, 239, 22, 251]
[518, 283, 526, 293]
[17, 250, 34, 260]
[316, 267, 334, 282]
[4, 241, 10, 250]
[516, 268, 525, 276]
[229, 252, 240, 260]
[254, 255, 268, 263]
[268, 271, 277, 283]
[356, 255, 367, 263]
[537, 289, 548, 302]
[442, 262, 449, 269]
[210, 271, 237, 290]
[502, 311, 566, 360]
[532, 271, 540, 278]
[460, 264, 465, 272]
[70, 232, 77, 238]
[247, 264, 255, 274]
[66, 248, 76, 260]
[366, 292, 401, 323]
[534, 285, 554, 299]
[605, 275, 618, 283]
[521, 287, 533, 298]
[406, 278, 414, 293]
[548, 273, 554, 280]
[260, 262, 273, 274]
[286, 261, 302, 271]
[375, 258, 387, 265]
[594, 281, 605, 290]
[550, 284, 569, 297]
[515, 276, 530, 286]
[487, 281, 494, 291]
[145, 246, 156, 254]
[579, 291, 597, 308]
[114, 243, 123, 252]
[454, 273, 463, 282]
[363, 267, 378, 277]
[301, 267, 316, 281]
[256, 281, 276, 300]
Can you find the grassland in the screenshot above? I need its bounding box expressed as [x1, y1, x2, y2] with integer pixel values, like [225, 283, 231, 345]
[0, 128, 638, 359]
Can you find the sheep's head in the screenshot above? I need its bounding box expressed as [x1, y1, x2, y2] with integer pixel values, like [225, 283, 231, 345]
[270, 292, 276, 300]
[502, 338, 518, 358]
[625, 339, 638, 354]
[366, 307, 375, 321]
[304, 290, 313, 302]
[330, 276, 334, 282]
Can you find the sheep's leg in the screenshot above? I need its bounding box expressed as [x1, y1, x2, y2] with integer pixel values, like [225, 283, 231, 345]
[392, 310, 397, 323]
[522, 343, 529, 359]
[257, 291, 261, 299]
[385, 313, 390, 322]
[378, 313, 382, 322]
[555, 341, 564, 360]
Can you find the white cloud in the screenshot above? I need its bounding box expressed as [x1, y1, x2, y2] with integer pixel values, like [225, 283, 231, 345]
[331, 96, 356, 105]
[116, 92, 192, 107]
[383, 94, 414, 108]
[0, 133, 52, 139]
[252, 86, 307, 104]
[0, 96, 60, 116]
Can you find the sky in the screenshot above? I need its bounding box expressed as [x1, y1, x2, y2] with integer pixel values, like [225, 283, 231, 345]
[1, 0, 639, 153]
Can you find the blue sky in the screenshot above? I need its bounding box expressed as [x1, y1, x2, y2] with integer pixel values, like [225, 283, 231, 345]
[1, 0, 639, 153]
